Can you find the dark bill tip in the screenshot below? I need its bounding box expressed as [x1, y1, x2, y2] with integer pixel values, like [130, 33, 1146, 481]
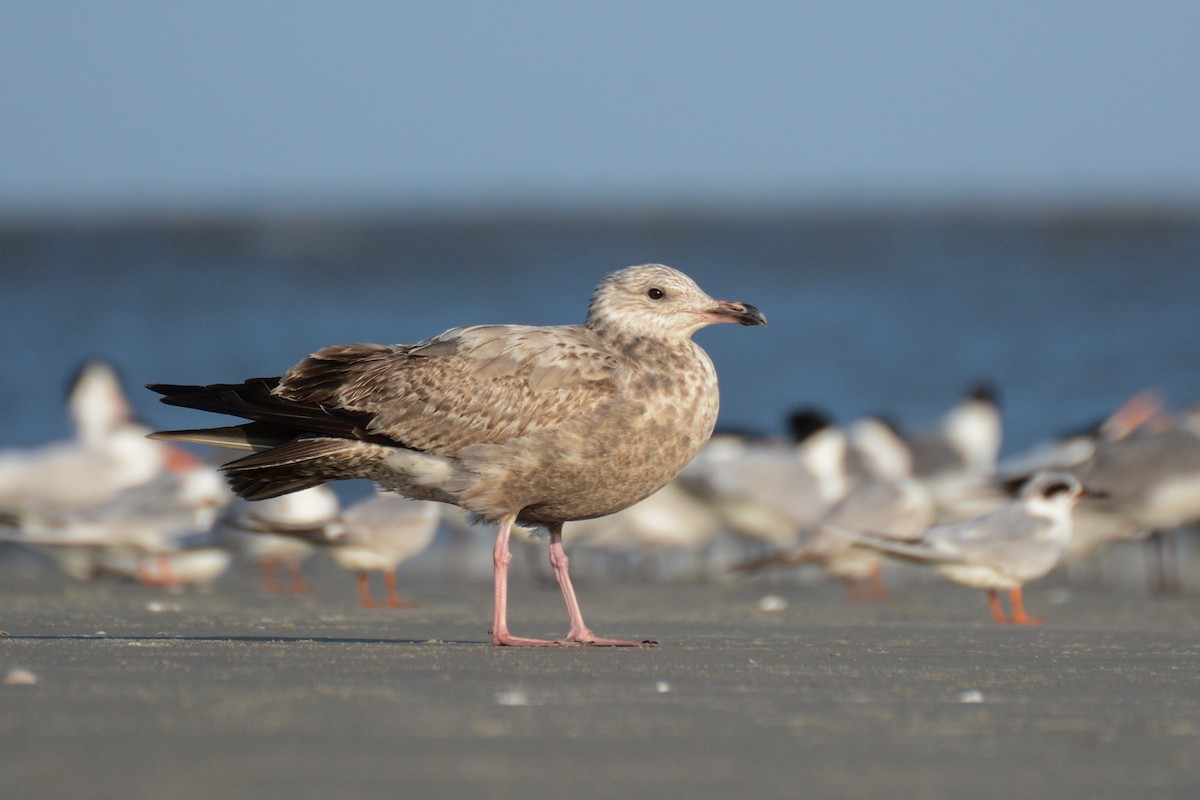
[700, 300, 767, 327]
[737, 303, 767, 327]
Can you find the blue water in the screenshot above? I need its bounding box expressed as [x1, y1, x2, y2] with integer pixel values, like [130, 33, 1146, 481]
[2, 209, 1199, 454]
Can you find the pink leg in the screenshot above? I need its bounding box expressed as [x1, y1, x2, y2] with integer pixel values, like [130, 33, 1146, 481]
[491, 516, 564, 646]
[548, 524, 653, 647]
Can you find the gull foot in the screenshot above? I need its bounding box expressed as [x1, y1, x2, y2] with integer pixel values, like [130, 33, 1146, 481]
[492, 631, 576, 647]
[564, 631, 657, 647]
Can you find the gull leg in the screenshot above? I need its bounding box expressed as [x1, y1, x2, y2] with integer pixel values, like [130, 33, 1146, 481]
[987, 589, 1009, 624]
[356, 571, 376, 609]
[1008, 587, 1043, 625]
[492, 515, 563, 646]
[549, 524, 654, 647]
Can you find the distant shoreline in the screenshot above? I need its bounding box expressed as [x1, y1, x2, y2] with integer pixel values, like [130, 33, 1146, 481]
[3, 197, 1200, 231]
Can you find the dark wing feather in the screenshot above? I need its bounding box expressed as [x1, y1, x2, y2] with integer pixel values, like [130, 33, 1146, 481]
[147, 378, 391, 445]
[221, 439, 376, 500]
[274, 325, 620, 454]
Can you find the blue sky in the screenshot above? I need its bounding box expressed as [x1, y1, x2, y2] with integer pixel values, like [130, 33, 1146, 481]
[3, 2, 1198, 213]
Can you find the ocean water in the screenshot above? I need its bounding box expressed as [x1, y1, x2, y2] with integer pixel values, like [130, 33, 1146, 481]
[2, 208, 1198, 455]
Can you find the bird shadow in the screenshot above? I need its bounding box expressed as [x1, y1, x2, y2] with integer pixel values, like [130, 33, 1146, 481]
[0, 633, 484, 646]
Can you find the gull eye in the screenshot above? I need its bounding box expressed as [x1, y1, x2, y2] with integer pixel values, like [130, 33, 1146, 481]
[647, 287, 665, 300]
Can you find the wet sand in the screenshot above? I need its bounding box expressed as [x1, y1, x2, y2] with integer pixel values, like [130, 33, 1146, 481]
[2, 553, 1198, 800]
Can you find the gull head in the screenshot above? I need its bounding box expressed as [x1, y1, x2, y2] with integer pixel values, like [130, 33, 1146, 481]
[586, 264, 766, 341]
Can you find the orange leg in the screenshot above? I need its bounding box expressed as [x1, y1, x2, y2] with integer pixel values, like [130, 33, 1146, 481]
[258, 558, 281, 593]
[287, 562, 313, 594]
[383, 571, 417, 608]
[840, 577, 865, 602]
[137, 557, 159, 587]
[1008, 587, 1043, 625]
[156, 554, 179, 588]
[987, 589, 1009, 623]
[356, 571, 376, 609]
[866, 564, 888, 602]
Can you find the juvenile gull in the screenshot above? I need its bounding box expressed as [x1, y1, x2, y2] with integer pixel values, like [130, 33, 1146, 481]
[148, 264, 765, 646]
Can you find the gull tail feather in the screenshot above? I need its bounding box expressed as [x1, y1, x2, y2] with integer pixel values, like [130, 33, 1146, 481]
[146, 381, 387, 445]
[149, 423, 295, 453]
[221, 438, 377, 501]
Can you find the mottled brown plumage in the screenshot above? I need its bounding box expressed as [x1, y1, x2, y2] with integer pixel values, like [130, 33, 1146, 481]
[149, 264, 765, 646]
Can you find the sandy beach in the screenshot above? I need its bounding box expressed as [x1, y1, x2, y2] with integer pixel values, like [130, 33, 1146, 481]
[2, 548, 1198, 800]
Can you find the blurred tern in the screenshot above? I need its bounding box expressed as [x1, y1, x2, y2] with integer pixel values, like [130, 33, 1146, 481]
[804, 418, 936, 597]
[679, 410, 850, 549]
[566, 481, 724, 580]
[910, 384, 1004, 520]
[0, 360, 185, 514]
[1, 460, 231, 586]
[222, 485, 340, 593]
[998, 388, 1166, 481]
[282, 490, 440, 609]
[911, 384, 1002, 480]
[92, 546, 233, 588]
[841, 472, 1086, 624]
[68, 360, 136, 447]
[1072, 405, 1200, 592]
[732, 417, 934, 598]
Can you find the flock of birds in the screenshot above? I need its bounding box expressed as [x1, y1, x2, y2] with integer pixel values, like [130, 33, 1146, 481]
[3, 356, 1195, 625]
[0, 361, 442, 607]
[1, 265, 1198, 643]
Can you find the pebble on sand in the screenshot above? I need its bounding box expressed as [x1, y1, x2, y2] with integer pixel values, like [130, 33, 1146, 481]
[5, 668, 38, 685]
[757, 594, 789, 612]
